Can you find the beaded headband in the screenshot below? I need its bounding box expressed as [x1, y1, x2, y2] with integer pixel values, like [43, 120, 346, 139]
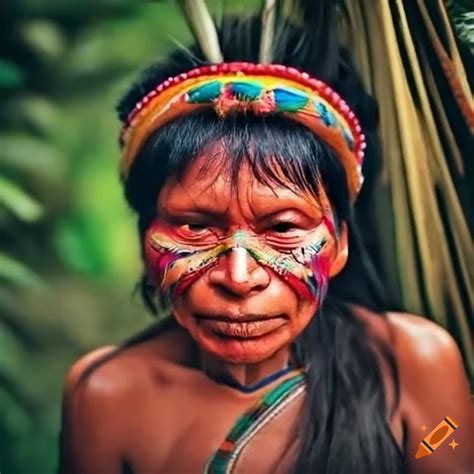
[120, 62, 366, 201]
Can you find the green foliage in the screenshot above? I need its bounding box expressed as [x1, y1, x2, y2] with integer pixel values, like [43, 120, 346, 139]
[446, 0, 474, 54]
[0, 1, 191, 473]
[1, 1, 470, 473]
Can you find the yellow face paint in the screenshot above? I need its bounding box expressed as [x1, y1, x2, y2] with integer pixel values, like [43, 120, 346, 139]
[144, 221, 334, 308]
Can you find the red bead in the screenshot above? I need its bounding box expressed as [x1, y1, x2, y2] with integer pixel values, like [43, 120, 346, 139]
[288, 67, 299, 77]
[307, 78, 320, 90]
[324, 86, 333, 96]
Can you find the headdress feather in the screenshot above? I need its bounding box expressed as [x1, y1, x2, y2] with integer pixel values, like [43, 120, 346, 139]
[177, 0, 223, 63]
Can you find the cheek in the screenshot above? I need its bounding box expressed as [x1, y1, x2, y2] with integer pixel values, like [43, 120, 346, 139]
[144, 239, 177, 288]
[287, 298, 319, 337]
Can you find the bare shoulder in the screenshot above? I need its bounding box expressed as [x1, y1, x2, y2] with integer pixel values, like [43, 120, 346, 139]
[385, 312, 461, 356]
[64, 344, 148, 404]
[60, 330, 190, 474]
[353, 308, 472, 472]
[60, 345, 133, 474]
[384, 312, 472, 473]
[383, 312, 471, 395]
[354, 307, 468, 375]
[64, 345, 117, 394]
[63, 325, 198, 419]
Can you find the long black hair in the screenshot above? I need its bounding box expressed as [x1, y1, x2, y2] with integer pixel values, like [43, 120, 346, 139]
[97, 14, 407, 474]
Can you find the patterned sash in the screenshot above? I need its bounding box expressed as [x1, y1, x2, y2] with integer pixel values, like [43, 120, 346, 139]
[204, 370, 306, 473]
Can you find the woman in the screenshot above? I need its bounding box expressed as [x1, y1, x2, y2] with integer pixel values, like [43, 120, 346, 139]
[58, 8, 472, 474]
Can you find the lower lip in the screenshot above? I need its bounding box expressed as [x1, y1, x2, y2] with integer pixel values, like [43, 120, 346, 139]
[198, 317, 287, 339]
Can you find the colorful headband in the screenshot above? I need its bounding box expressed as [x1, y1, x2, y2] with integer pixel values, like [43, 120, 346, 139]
[120, 62, 366, 200]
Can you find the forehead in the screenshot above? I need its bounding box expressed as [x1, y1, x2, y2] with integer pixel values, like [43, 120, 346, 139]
[157, 147, 329, 216]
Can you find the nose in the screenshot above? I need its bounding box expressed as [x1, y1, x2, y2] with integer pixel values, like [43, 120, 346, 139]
[208, 247, 270, 296]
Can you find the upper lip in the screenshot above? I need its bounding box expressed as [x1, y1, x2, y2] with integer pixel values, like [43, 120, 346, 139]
[196, 313, 285, 323]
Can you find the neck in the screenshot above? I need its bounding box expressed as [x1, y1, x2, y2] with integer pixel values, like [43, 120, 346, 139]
[199, 345, 292, 391]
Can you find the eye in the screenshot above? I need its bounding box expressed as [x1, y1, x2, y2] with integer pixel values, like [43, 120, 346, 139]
[178, 223, 211, 235]
[270, 222, 300, 234]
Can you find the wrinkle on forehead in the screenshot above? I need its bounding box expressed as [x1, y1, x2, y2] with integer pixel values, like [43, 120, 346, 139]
[157, 141, 327, 216]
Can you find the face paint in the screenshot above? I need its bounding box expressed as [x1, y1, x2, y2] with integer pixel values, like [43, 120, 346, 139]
[144, 216, 337, 308]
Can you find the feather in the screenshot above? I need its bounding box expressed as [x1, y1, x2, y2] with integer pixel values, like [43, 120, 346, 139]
[259, 0, 277, 63]
[275, 0, 342, 80]
[273, 87, 309, 111]
[178, 0, 223, 63]
[188, 81, 222, 103]
[230, 82, 264, 100]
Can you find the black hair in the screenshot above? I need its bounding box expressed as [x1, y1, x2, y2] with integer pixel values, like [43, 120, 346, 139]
[88, 14, 406, 474]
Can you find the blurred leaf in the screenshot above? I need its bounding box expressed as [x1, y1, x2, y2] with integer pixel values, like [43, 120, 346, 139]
[0, 176, 44, 221]
[2, 95, 60, 136]
[0, 288, 42, 350]
[0, 58, 25, 89]
[0, 323, 26, 373]
[19, 20, 66, 62]
[54, 217, 107, 274]
[0, 133, 65, 181]
[0, 253, 45, 289]
[0, 380, 36, 427]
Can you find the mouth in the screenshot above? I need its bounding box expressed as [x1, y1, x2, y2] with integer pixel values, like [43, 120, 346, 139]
[196, 313, 287, 339]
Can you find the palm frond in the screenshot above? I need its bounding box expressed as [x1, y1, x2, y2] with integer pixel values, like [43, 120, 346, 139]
[341, 0, 473, 375]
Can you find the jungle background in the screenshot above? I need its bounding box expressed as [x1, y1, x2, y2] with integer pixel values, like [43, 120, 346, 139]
[0, 1, 472, 473]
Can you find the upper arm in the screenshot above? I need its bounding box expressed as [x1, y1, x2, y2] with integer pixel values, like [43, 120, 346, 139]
[394, 315, 473, 474]
[59, 347, 124, 474]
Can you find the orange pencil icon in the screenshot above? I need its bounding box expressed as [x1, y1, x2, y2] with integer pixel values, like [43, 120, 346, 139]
[415, 416, 459, 459]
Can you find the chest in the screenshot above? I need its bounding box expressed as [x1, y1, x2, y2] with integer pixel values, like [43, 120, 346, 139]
[124, 377, 305, 474]
[122, 372, 404, 474]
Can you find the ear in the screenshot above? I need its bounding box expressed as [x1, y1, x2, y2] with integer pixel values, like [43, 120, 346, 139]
[329, 221, 348, 278]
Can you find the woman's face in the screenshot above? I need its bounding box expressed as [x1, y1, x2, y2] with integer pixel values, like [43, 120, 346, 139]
[144, 147, 348, 364]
